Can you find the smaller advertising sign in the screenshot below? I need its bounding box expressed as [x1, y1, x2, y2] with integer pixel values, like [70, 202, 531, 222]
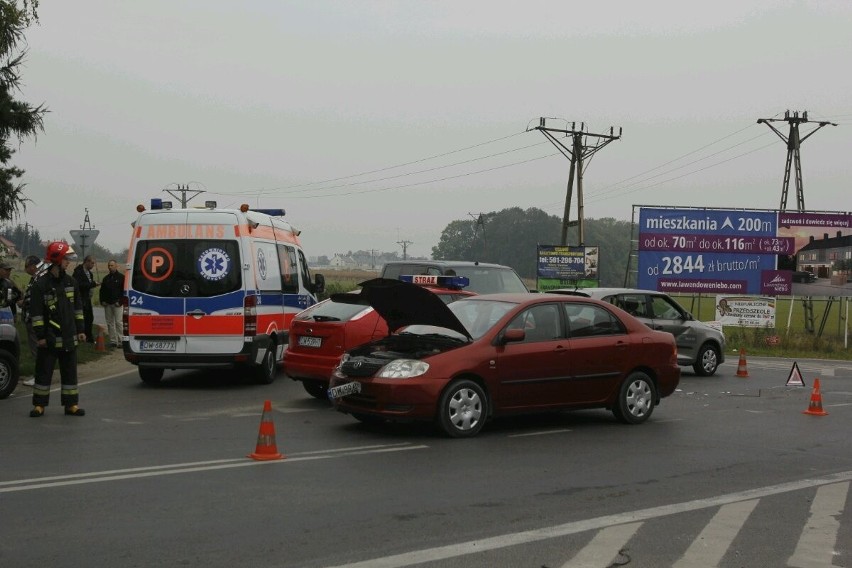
[536, 245, 599, 291]
[714, 295, 776, 328]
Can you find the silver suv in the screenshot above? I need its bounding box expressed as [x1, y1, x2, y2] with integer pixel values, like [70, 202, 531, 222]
[552, 287, 726, 376]
[0, 322, 21, 399]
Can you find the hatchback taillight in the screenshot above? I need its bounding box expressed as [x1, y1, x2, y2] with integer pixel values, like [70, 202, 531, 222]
[244, 295, 257, 337]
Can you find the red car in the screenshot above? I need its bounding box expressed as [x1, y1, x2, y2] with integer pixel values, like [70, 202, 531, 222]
[284, 275, 475, 399]
[328, 278, 681, 437]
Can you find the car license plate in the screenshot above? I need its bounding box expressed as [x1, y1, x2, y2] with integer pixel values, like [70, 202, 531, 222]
[328, 381, 361, 399]
[140, 340, 177, 352]
[298, 336, 322, 348]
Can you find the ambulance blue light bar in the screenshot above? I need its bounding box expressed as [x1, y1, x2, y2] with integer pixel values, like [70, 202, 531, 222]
[150, 198, 173, 210]
[398, 274, 470, 289]
[253, 208, 286, 217]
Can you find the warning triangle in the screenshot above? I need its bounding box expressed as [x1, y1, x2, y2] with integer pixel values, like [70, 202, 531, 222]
[786, 361, 806, 387]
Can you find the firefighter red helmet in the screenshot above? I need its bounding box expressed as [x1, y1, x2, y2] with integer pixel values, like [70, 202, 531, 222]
[44, 241, 77, 264]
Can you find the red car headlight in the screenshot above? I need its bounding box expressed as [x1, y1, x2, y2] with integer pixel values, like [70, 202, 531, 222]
[378, 360, 430, 379]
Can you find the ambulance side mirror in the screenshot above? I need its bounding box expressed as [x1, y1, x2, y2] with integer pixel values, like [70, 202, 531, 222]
[313, 273, 325, 295]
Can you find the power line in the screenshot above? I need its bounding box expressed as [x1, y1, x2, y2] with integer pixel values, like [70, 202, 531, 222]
[227, 140, 551, 198]
[281, 152, 558, 200]
[219, 131, 531, 197]
[587, 131, 772, 201]
[584, 141, 777, 204]
[591, 123, 761, 194]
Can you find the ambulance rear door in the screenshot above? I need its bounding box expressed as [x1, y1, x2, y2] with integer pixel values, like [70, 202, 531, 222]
[128, 210, 245, 356]
[182, 211, 245, 355]
[128, 210, 190, 354]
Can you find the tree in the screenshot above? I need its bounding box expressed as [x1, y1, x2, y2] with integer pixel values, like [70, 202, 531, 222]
[0, 1, 45, 221]
[1, 220, 40, 256]
[432, 208, 633, 285]
[431, 219, 481, 260]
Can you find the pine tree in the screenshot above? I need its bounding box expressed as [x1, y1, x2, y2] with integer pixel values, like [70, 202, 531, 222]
[0, 1, 45, 221]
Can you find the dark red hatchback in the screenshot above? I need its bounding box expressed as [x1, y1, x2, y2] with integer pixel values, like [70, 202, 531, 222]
[284, 275, 475, 399]
[328, 279, 681, 437]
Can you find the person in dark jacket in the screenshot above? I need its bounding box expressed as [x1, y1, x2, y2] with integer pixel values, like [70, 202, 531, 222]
[72, 254, 98, 343]
[0, 260, 22, 320]
[99, 259, 124, 347]
[18, 255, 45, 387]
[29, 242, 86, 418]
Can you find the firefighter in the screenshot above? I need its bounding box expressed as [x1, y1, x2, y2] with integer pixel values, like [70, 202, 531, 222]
[29, 242, 87, 417]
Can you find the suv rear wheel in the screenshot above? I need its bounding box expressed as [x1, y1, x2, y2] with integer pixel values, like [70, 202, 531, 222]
[0, 349, 19, 399]
[693, 343, 720, 376]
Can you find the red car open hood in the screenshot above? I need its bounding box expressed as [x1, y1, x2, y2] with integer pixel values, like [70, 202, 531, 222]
[330, 278, 472, 339]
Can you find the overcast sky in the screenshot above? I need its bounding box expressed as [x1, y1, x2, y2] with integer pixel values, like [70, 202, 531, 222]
[14, 0, 852, 259]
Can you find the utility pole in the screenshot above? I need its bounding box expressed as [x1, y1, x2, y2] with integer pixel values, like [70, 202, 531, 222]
[531, 118, 622, 245]
[164, 183, 205, 208]
[757, 110, 837, 211]
[468, 212, 487, 256]
[397, 239, 413, 260]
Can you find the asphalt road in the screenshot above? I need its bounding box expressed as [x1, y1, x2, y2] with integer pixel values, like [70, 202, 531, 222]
[2, 355, 851, 567]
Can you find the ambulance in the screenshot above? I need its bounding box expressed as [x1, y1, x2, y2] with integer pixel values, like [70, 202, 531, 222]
[122, 199, 324, 385]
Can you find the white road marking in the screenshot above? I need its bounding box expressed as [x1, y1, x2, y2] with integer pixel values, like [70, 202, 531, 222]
[673, 499, 758, 568]
[322, 471, 852, 568]
[0, 443, 425, 493]
[788, 482, 850, 568]
[560, 522, 641, 568]
[508, 429, 571, 438]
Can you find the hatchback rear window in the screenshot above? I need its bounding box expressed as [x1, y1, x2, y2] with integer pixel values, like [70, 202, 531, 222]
[131, 239, 242, 298]
[295, 298, 372, 322]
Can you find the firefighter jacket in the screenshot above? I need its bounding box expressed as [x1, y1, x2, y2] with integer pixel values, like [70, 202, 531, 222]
[30, 269, 85, 350]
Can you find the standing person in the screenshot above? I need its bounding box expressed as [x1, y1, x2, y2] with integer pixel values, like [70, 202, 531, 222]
[0, 260, 22, 320]
[29, 242, 86, 418]
[72, 254, 98, 343]
[18, 255, 45, 387]
[99, 259, 124, 348]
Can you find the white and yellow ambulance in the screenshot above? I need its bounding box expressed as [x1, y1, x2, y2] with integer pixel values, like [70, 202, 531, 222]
[122, 199, 324, 385]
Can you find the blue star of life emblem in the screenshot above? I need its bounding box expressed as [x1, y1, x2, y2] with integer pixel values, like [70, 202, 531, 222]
[197, 248, 231, 281]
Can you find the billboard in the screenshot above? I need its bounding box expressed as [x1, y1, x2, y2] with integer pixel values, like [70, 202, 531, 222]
[637, 207, 852, 297]
[536, 245, 599, 291]
[714, 295, 776, 328]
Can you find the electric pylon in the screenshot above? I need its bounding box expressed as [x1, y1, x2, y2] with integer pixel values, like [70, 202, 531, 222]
[757, 110, 837, 212]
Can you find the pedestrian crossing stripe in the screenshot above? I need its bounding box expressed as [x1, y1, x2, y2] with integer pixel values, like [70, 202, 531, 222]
[786, 361, 806, 387]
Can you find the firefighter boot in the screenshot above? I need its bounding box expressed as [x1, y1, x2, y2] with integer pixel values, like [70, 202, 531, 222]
[64, 405, 86, 416]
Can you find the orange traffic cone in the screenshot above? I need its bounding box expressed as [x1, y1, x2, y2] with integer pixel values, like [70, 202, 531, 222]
[95, 326, 106, 352]
[248, 400, 284, 460]
[802, 378, 828, 416]
[736, 348, 749, 378]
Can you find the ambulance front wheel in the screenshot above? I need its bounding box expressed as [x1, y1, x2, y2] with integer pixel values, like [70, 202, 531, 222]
[254, 348, 277, 385]
[139, 367, 164, 385]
